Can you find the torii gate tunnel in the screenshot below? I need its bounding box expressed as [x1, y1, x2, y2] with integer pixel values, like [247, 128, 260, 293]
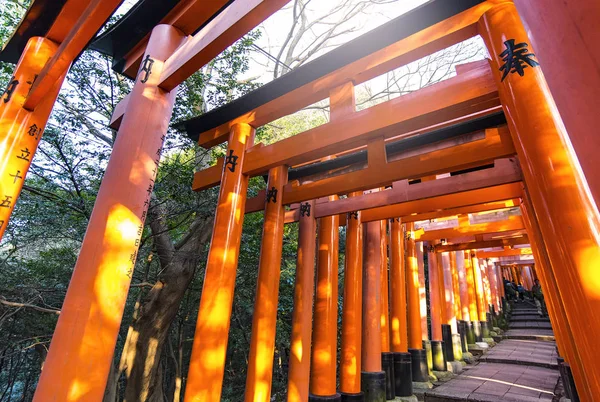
[0, 0, 599, 401]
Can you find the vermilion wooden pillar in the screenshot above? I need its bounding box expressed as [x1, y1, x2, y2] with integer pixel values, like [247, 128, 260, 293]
[0, 37, 60, 241]
[363, 221, 383, 370]
[380, 220, 391, 352]
[449, 252, 463, 324]
[520, 192, 590, 401]
[35, 25, 187, 402]
[340, 193, 363, 396]
[513, 0, 600, 208]
[405, 223, 422, 349]
[287, 200, 316, 402]
[245, 165, 288, 402]
[471, 252, 487, 322]
[310, 197, 340, 398]
[464, 252, 479, 323]
[456, 252, 470, 322]
[186, 120, 255, 402]
[390, 219, 407, 352]
[427, 245, 443, 341]
[480, 3, 600, 396]
[441, 252, 457, 333]
[416, 242, 428, 341]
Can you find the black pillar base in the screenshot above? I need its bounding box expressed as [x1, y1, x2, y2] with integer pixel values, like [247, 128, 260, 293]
[431, 340, 447, 372]
[472, 320, 482, 342]
[309, 394, 342, 401]
[480, 320, 491, 338]
[381, 352, 395, 400]
[361, 371, 386, 402]
[393, 352, 413, 397]
[408, 348, 428, 382]
[557, 358, 580, 402]
[457, 320, 469, 352]
[441, 324, 455, 362]
[340, 392, 364, 402]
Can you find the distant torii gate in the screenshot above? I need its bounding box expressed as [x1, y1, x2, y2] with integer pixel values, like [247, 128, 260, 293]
[0, 0, 599, 401]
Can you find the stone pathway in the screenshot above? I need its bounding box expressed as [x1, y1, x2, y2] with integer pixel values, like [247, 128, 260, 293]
[423, 303, 560, 401]
[425, 363, 558, 401]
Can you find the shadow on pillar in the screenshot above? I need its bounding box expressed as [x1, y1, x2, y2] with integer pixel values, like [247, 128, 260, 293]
[393, 352, 413, 397]
[408, 348, 428, 383]
[381, 353, 395, 400]
[441, 325, 455, 362]
[361, 371, 386, 402]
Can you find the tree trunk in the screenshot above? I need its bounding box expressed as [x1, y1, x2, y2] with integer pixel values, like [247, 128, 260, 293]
[122, 212, 213, 402]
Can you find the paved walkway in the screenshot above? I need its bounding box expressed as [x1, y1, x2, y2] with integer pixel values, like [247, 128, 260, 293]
[424, 303, 560, 401]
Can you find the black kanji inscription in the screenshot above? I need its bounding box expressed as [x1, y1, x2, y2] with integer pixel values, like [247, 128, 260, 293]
[266, 187, 278, 203]
[499, 39, 539, 82]
[300, 202, 311, 217]
[349, 211, 359, 220]
[2, 78, 18, 103]
[9, 170, 23, 184]
[0, 196, 13, 208]
[17, 148, 31, 161]
[224, 150, 238, 173]
[139, 55, 155, 84]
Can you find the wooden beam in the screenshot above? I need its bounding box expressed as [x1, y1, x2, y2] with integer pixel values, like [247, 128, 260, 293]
[244, 157, 519, 215]
[415, 215, 525, 241]
[24, 0, 122, 110]
[192, 63, 499, 190]
[109, 93, 130, 129]
[159, 0, 290, 91]
[435, 236, 529, 252]
[284, 126, 514, 204]
[120, 0, 231, 77]
[402, 199, 521, 224]
[477, 248, 533, 258]
[196, 1, 501, 147]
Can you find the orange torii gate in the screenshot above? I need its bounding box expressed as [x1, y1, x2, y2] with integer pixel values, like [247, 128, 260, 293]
[0, 0, 599, 401]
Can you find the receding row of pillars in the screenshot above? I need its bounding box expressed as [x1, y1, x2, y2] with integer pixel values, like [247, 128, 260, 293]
[0, 2, 596, 401]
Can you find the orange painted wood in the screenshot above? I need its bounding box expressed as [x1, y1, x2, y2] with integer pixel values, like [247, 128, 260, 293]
[428, 244, 443, 340]
[25, 0, 123, 110]
[402, 199, 520, 224]
[245, 166, 288, 402]
[481, 4, 600, 394]
[310, 197, 340, 396]
[242, 65, 498, 177]
[0, 37, 60, 241]
[185, 123, 255, 402]
[435, 236, 529, 253]
[470, 252, 487, 322]
[193, 65, 500, 190]
[415, 215, 525, 242]
[379, 219, 391, 352]
[390, 219, 408, 352]
[159, 0, 289, 91]
[476, 248, 532, 258]
[456, 252, 470, 322]
[109, 93, 129, 129]
[299, 157, 521, 221]
[363, 220, 383, 370]
[340, 193, 362, 394]
[514, 0, 600, 208]
[520, 191, 591, 400]
[405, 223, 422, 349]
[197, 1, 502, 147]
[283, 125, 514, 204]
[46, 0, 93, 43]
[120, 0, 231, 77]
[449, 252, 463, 325]
[464, 251, 478, 322]
[33, 26, 186, 402]
[287, 200, 316, 402]
[417, 241, 428, 341]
